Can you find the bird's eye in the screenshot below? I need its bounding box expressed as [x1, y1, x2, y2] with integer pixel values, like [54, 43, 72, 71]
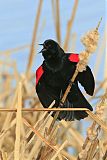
[44, 44, 51, 49]
[48, 44, 51, 48]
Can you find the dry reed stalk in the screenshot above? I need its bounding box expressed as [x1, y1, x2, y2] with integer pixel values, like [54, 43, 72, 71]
[51, 140, 68, 160]
[23, 117, 57, 152]
[86, 110, 107, 133]
[51, 18, 102, 128]
[26, 0, 43, 77]
[55, 0, 61, 44]
[0, 118, 16, 139]
[31, 112, 58, 159]
[24, 101, 55, 137]
[46, 110, 59, 135]
[61, 121, 83, 147]
[57, 154, 63, 160]
[46, 125, 59, 143]
[0, 107, 15, 132]
[0, 89, 17, 149]
[38, 125, 59, 159]
[61, 20, 99, 103]
[0, 61, 16, 67]
[78, 89, 107, 160]
[58, 122, 82, 152]
[0, 73, 14, 78]
[21, 121, 26, 138]
[21, 105, 106, 158]
[20, 140, 26, 160]
[51, 0, 61, 44]
[103, 150, 107, 160]
[38, 141, 55, 159]
[22, 113, 69, 159]
[0, 108, 107, 133]
[21, 74, 31, 94]
[0, 151, 3, 160]
[104, 32, 107, 89]
[22, 101, 54, 155]
[60, 149, 76, 160]
[14, 82, 22, 160]
[3, 76, 11, 92]
[26, 139, 42, 160]
[0, 151, 7, 160]
[89, 78, 107, 101]
[13, 62, 20, 81]
[36, 104, 55, 130]
[0, 108, 89, 112]
[0, 89, 14, 101]
[0, 44, 30, 55]
[70, 33, 77, 52]
[64, 0, 78, 50]
[51, 0, 56, 28]
[93, 31, 106, 78]
[23, 117, 68, 159]
[37, 18, 46, 41]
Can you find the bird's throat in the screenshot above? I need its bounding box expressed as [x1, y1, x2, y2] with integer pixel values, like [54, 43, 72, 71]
[44, 56, 65, 73]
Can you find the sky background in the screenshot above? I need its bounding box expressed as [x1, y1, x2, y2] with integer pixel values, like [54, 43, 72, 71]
[0, 0, 106, 77]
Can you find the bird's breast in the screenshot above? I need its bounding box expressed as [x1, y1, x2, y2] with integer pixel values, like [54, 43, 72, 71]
[43, 60, 76, 88]
[44, 71, 64, 87]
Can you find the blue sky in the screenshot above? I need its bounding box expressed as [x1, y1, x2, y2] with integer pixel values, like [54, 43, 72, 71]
[0, 0, 106, 78]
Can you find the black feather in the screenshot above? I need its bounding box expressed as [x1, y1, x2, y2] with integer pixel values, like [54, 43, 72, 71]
[36, 39, 95, 121]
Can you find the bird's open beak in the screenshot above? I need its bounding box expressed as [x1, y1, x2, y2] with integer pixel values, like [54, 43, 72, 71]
[38, 43, 46, 54]
[38, 43, 43, 46]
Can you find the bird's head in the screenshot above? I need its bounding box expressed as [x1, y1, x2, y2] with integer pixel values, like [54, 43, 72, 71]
[39, 39, 64, 60]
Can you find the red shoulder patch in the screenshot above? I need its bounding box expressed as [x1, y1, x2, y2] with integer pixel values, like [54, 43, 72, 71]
[68, 54, 79, 62]
[36, 66, 44, 85]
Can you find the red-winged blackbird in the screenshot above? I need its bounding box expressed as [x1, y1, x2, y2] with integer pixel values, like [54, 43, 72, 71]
[36, 39, 95, 121]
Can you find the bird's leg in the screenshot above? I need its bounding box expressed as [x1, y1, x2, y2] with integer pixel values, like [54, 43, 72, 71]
[69, 80, 75, 87]
[59, 90, 65, 107]
[59, 100, 64, 107]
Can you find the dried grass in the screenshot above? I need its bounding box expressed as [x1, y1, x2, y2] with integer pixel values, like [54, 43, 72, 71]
[26, 0, 43, 77]
[52, 0, 63, 45]
[64, 0, 78, 50]
[78, 89, 107, 160]
[14, 82, 22, 160]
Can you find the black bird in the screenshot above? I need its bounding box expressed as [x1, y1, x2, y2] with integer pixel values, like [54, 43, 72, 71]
[36, 39, 95, 121]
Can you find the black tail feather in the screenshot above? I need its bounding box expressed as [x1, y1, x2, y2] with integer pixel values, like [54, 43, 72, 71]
[57, 87, 93, 121]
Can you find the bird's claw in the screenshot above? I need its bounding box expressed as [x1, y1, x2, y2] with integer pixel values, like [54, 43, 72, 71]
[69, 80, 75, 87]
[59, 101, 64, 107]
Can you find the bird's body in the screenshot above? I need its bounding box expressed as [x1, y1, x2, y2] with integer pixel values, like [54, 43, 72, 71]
[36, 39, 95, 121]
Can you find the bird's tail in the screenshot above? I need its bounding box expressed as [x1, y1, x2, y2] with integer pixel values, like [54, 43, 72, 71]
[58, 88, 93, 121]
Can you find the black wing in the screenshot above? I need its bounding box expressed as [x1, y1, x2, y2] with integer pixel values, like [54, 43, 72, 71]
[36, 75, 61, 108]
[77, 66, 95, 96]
[67, 53, 95, 96]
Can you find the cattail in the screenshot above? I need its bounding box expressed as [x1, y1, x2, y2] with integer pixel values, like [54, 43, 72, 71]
[77, 18, 102, 73]
[78, 88, 107, 160]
